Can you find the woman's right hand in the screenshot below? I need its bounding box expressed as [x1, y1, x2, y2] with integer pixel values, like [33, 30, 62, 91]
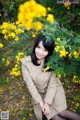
[42, 102, 51, 115]
[39, 101, 44, 109]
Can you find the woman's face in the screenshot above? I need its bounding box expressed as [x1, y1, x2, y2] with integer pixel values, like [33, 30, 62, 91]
[35, 41, 49, 60]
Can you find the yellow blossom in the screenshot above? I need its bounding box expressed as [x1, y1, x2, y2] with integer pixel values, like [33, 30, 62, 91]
[2, 58, 5, 61]
[73, 51, 79, 58]
[18, 52, 24, 56]
[16, 104, 19, 106]
[47, 14, 54, 24]
[69, 52, 72, 58]
[47, 7, 51, 11]
[29, 113, 33, 116]
[6, 60, 10, 66]
[0, 43, 4, 48]
[0, 108, 2, 112]
[0, 87, 3, 94]
[1, 22, 10, 29]
[14, 36, 19, 41]
[57, 38, 61, 41]
[18, 0, 46, 30]
[4, 34, 8, 40]
[59, 49, 68, 57]
[64, 1, 71, 8]
[10, 69, 21, 76]
[43, 66, 50, 72]
[31, 32, 36, 37]
[54, 46, 60, 52]
[58, 74, 61, 79]
[2, 29, 7, 34]
[34, 22, 42, 31]
[9, 32, 16, 38]
[72, 75, 80, 84]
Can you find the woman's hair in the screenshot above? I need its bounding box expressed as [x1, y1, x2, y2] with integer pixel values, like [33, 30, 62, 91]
[30, 34, 55, 68]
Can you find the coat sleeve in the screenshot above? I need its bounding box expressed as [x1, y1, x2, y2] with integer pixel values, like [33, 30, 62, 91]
[44, 72, 57, 104]
[21, 58, 43, 104]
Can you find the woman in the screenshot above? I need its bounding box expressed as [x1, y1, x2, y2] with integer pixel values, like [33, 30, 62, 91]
[21, 35, 80, 120]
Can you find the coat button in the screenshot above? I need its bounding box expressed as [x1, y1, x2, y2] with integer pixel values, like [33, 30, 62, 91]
[45, 83, 47, 86]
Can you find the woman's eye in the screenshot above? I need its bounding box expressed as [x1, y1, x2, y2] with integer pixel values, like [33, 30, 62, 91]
[37, 46, 40, 48]
[44, 49, 47, 51]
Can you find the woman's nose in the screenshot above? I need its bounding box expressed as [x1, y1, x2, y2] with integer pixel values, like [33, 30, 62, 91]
[39, 50, 43, 54]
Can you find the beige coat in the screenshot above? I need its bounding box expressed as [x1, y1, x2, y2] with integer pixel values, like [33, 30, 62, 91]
[21, 56, 67, 120]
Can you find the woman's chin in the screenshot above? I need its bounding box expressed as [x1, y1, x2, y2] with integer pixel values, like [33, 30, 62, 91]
[36, 56, 44, 60]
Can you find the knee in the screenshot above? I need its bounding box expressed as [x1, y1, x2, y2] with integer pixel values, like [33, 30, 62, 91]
[58, 110, 66, 117]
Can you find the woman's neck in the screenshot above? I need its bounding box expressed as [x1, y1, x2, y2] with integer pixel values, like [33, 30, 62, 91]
[37, 59, 45, 67]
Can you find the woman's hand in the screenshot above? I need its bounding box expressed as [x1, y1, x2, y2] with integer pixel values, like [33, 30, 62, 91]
[39, 101, 44, 109]
[42, 102, 51, 115]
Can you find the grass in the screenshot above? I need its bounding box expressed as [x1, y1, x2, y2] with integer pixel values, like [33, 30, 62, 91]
[0, 75, 37, 120]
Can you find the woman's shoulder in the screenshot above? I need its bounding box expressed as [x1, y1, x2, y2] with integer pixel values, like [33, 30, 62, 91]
[21, 55, 31, 64]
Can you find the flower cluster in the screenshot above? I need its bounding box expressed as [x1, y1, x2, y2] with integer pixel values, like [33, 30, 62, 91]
[2, 58, 10, 67]
[10, 52, 24, 76]
[18, 0, 54, 31]
[72, 75, 80, 84]
[55, 38, 68, 57]
[0, 21, 24, 41]
[0, 43, 4, 48]
[64, 1, 71, 9]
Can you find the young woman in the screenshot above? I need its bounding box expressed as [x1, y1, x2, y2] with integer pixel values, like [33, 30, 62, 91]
[21, 35, 80, 120]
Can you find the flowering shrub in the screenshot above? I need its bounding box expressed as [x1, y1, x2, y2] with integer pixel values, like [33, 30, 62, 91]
[0, 0, 80, 83]
[18, 0, 54, 30]
[0, 21, 24, 41]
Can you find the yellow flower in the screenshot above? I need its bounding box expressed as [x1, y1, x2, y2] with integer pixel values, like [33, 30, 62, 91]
[4, 34, 8, 40]
[58, 74, 61, 79]
[69, 53, 72, 58]
[59, 49, 68, 57]
[10, 69, 21, 76]
[43, 67, 50, 72]
[73, 75, 78, 80]
[64, 1, 71, 8]
[25, 20, 33, 30]
[6, 60, 10, 66]
[0, 87, 3, 94]
[2, 58, 5, 61]
[18, 0, 46, 30]
[73, 51, 79, 58]
[1, 22, 10, 29]
[47, 7, 51, 11]
[29, 113, 33, 116]
[31, 32, 36, 37]
[9, 32, 16, 38]
[0, 43, 4, 48]
[18, 52, 24, 56]
[47, 14, 54, 24]
[14, 36, 19, 41]
[2, 29, 7, 34]
[34, 21, 42, 31]
[57, 38, 61, 41]
[54, 46, 60, 52]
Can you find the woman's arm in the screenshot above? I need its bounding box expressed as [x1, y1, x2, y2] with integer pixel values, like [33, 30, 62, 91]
[22, 58, 43, 104]
[44, 73, 57, 105]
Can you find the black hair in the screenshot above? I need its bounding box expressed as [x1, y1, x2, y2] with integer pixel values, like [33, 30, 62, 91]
[30, 34, 55, 69]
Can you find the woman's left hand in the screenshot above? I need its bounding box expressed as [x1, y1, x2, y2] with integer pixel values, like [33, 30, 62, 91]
[42, 102, 51, 115]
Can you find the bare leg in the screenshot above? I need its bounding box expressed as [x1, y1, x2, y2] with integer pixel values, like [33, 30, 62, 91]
[59, 109, 80, 120]
[51, 114, 67, 120]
